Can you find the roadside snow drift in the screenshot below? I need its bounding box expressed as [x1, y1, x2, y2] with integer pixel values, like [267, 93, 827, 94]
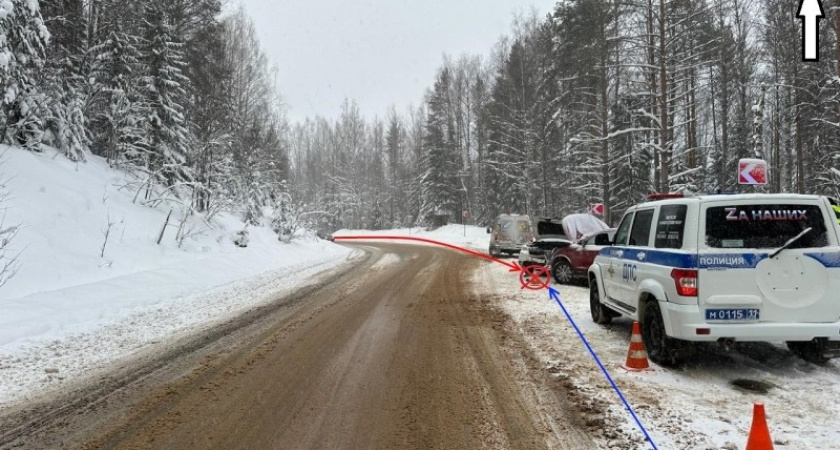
[0, 146, 355, 407]
[472, 262, 840, 449]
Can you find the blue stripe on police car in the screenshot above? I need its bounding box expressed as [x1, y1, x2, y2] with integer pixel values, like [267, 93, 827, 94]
[598, 247, 840, 269]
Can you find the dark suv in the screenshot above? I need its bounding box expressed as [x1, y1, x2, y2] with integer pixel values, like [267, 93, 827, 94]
[518, 218, 571, 267]
[549, 229, 615, 284]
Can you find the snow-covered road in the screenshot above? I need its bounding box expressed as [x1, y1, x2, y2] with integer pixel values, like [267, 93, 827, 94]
[6, 214, 840, 449]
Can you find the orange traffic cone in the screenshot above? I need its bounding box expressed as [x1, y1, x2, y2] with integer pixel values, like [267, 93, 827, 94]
[621, 322, 650, 371]
[745, 403, 775, 450]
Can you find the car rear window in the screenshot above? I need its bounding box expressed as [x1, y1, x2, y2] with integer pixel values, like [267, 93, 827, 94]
[498, 219, 528, 230]
[705, 204, 829, 249]
[537, 220, 563, 236]
[655, 205, 687, 249]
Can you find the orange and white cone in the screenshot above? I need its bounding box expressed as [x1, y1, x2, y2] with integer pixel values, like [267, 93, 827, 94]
[745, 403, 775, 450]
[621, 322, 650, 371]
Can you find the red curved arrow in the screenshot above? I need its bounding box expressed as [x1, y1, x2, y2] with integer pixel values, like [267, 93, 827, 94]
[332, 235, 523, 273]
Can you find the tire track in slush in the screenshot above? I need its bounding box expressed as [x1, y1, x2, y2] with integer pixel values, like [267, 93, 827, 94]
[12, 244, 597, 450]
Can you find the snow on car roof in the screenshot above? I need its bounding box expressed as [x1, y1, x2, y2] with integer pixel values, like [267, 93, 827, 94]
[562, 214, 609, 240]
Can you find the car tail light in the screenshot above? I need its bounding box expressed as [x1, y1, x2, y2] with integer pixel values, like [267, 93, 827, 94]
[671, 269, 698, 297]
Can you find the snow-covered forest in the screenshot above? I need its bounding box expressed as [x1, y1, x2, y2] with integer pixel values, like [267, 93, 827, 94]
[290, 0, 840, 228]
[3, 0, 840, 232]
[1, 0, 293, 233]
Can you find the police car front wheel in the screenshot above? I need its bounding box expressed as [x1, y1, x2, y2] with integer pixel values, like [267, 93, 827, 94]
[589, 282, 613, 325]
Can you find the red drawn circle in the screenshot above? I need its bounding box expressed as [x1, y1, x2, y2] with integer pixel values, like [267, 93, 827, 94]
[519, 265, 551, 290]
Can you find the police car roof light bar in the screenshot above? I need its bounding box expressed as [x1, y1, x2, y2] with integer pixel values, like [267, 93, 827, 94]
[647, 193, 685, 201]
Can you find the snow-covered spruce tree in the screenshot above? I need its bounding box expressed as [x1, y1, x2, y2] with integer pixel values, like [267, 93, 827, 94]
[484, 45, 526, 220]
[40, 0, 90, 162]
[419, 67, 459, 225]
[89, 21, 146, 166]
[46, 78, 89, 161]
[200, 149, 236, 220]
[138, 1, 192, 186]
[241, 121, 267, 226]
[244, 176, 265, 226]
[240, 119, 289, 227]
[385, 112, 403, 227]
[187, 2, 231, 214]
[272, 181, 298, 243]
[0, 0, 50, 151]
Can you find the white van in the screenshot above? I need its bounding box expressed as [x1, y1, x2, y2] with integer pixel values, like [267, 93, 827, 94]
[488, 214, 532, 257]
[589, 193, 840, 365]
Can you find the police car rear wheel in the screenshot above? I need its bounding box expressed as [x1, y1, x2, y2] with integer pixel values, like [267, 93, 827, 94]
[786, 341, 830, 365]
[642, 300, 681, 366]
[590, 282, 612, 325]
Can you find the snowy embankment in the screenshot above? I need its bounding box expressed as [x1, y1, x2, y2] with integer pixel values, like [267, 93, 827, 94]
[333, 224, 491, 252]
[472, 263, 840, 450]
[0, 146, 356, 408]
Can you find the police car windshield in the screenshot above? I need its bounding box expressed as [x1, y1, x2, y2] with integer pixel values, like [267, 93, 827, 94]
[705, 205, 828, 249]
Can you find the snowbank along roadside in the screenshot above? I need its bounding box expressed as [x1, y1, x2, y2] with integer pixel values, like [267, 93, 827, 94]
[472, 261, 840, 449]
[0, 146, 356, 408]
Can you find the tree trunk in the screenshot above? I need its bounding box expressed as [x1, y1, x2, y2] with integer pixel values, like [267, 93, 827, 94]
[752, 84, 766, 159]
[658, 0, 670, 190]
[688, 69, 698, 170]
[772, 85, 781, 193]
[710, 65, 721, 190]
[600, 55, 611, 224]
[796, 100, 804, 194]
[792, 58, 804, 194]
[836, 10, 840, 122]
[720, 63, 730, 188]
[648, 0, 660, 192]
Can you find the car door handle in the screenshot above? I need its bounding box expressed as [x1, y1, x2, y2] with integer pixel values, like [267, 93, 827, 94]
[637, 252, 646, 261]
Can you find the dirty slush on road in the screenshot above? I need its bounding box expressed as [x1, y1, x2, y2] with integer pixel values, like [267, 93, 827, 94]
[2, 244, 597, 450]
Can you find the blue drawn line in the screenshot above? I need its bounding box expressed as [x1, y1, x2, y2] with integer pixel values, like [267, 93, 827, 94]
[547, 287, 659, 450]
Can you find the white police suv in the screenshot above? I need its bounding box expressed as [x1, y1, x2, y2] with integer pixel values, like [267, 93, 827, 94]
[588, 193, 840, 365]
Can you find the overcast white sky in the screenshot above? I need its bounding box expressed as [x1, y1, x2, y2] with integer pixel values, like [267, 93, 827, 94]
[236, 0, 559, 123]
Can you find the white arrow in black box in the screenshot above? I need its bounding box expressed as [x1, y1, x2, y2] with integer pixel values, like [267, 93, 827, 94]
[798, 0, 825, 61]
